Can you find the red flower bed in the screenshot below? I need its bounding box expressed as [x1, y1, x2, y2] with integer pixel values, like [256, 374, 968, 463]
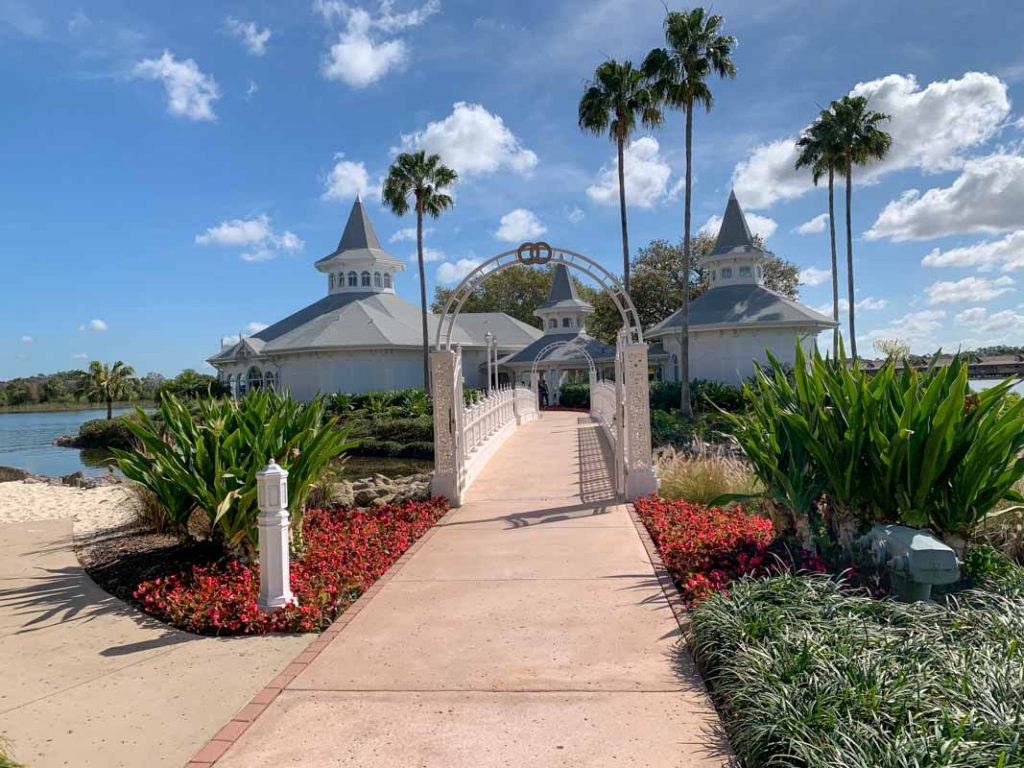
[635, 496, 823, 606]
[133, 498, 449, 635]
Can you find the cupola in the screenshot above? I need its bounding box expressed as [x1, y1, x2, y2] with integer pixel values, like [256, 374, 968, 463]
[702, 190, 771, 288]
[534, 264, 593, 334]
[315, 197, 405, 295]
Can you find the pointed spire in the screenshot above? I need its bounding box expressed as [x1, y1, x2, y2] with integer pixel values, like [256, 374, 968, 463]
[710, 189, 756, 256]
[336, 198, 382, 253]
[546, 264, 578, 304]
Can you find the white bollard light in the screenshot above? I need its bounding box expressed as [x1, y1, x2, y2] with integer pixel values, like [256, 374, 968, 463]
[256, 458, 297, 611]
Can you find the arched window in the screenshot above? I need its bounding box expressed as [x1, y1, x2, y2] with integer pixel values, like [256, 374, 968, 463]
[247, 366, 263, 392]
[347, 271, 358, 287]
[672, 354, 680, 382]
[383, 273, 391, 289]
[721, 267, 733, 279]
[225, 374, 234, 398]
[373, 272, 382, 288]
[739, 265, 751, 278]
[548, 319, 557, 329]
[361, 271, 371, 287]
[237, 374, 247, 397]
[562, 318, 572, 328]
[264, 370, 276, 391]
[329, 273, 335, 289]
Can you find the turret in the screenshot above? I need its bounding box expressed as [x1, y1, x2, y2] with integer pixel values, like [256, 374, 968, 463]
[703, 190, 771, 288]
[315, 197, 405, 295]
[534, 264, 593, 334]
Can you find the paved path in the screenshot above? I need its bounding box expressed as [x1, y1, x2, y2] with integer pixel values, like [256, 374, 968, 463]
[0, 518, 310, 768]
[214, 412, 729, 767]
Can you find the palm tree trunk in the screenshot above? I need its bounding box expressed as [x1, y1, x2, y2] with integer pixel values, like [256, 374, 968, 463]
[106, 396, 112, 421]
[845, 165, 857, 362]
[828, 166, 839, 358]
[679, 102, 693, 419]
[416, 202, 430, 394]
[616, 135, 630, 294]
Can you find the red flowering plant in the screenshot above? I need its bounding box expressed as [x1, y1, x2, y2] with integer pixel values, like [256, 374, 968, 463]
[634, 496, 823, 606]
[133, 498, 449, 635]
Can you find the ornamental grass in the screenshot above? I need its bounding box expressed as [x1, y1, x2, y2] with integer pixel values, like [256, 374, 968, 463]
[133, 498, 448, 635]
[691, 573, 1024, 768]
[655, 446, 759, 506]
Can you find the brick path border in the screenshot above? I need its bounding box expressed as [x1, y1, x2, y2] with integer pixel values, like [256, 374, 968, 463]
[184, 505, 459, 767]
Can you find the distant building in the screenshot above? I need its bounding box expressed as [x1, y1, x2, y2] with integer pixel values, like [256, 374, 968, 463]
[208, 199, 541, 398]
[646, 191, 837, 384]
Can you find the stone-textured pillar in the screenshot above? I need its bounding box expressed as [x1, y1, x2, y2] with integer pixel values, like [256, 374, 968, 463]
[256, 459, 296, 611]
[430, 348, 463, 505]
[623, 343, 658, 499]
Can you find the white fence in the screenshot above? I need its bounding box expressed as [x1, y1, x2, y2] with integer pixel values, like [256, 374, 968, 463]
[590, 380, 617, 443]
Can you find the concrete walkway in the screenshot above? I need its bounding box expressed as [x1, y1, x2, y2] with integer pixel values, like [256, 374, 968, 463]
[0, 518, 310, 768]
[214, 412, 729, 767]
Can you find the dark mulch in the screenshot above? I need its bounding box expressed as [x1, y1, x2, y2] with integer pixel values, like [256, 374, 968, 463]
[77, 526, 224, 605]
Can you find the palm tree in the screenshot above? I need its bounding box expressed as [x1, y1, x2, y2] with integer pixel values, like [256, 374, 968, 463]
[795, 109, 842, 358]
[830, 95, 891, 361]
[382, 150, 457, 394]
[80, 360, 135, 419]
[578, 59, 662, 294]
[643, 7, 736, 418]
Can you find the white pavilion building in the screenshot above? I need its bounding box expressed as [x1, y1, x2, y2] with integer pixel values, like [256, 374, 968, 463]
[208, 199, 541, 398]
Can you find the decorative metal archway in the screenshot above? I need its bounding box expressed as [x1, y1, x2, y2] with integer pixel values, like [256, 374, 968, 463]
[430, 242, 656, 506]
[529, 338, 597, 381]
[435, 242, 644, 350]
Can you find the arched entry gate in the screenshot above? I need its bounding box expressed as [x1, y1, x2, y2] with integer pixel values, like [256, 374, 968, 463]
[430, 242, 657, 505]
[529, 338, 597, 405]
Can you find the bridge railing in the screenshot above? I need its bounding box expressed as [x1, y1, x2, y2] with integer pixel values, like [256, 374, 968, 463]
[459, 384, 538, 496]
[590, 380, 617, 446]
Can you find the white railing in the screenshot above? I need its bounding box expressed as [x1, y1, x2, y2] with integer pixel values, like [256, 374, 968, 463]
[590, 380, 617, 445]
[459, 384, 538, 493]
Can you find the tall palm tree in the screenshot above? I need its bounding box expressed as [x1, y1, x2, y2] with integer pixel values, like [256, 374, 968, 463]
[80, 360, 135, 419]
[578, 59, 662, 294]
[830, 95, 891, 361]
[795, 109, 842, 358]
[382, 150, 457, 394]
[643, 7, 736, 418]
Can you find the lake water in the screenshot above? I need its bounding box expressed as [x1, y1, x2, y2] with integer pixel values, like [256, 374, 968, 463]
[0, 407, 433, 480]
[968, 379, 1024, 396]
[0, 407, 133, 477]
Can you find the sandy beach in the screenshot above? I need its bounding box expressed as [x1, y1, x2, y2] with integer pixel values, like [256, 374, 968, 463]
[0, 481, 133, 533]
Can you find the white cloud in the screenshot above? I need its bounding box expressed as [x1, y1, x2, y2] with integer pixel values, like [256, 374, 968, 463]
[225, 17, 271, 56]
[322, 154, 375, 201]
[412, 246, 445, 263]
[732, 72, 1010, 209]
[79, 319, 107, 332]
[317, 0, 439, 88]
[133, 51, 220, 122]
[436, 258, 481, 284]
[867, 154, 1024, 241]
[72, 353, 89, 360]
[921, 230, 1024, 272]
[926, 275, 1014, 305]
[955, 307, 989, 323]
[195, 214, 304, 262]
[567, 206, 585, 225]
[795, 213, 829, 235]
[246, 322, 268, 333]
[817, 296, 887, 314]
[494, 208, 546, 242]
[20, 335, 32, 343]
[865, 310, 947, 350]
[246, 80, 259, 99]
[399, 102, 537, 177]
[586, 137, 673, 209]
[700, 211, 778, 241]
[799, 266, 832, 286]
[390, 226, 431, 242]
[221, 322, 270, 346]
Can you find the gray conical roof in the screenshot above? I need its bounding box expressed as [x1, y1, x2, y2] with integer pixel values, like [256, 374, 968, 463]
[710, 190, 757, 256]
[336, 196, 382, 252]
[538, 264, 592, 311]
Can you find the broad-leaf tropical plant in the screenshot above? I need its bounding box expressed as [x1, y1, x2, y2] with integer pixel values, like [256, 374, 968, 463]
[644, 7, 736, 418]
[382, 151, 457, 395]
[578, 59, 662, 293]
[831, 95, 892, 361]
[79, 360, 136, 420]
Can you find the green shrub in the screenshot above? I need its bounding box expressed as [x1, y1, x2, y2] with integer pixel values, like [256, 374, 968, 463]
[651, 409, 693, 447]
[691, 379, 744, 412]
[691, 573, 1024, 768]
[354, 439, 433, 459]
[115, 390, 357, 555]
[726, 344, 1024, 539]
[558, 383, 590, 408]
[77, 417, 134, 449]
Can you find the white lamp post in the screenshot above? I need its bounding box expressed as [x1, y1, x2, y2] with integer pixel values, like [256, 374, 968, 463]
[491, 335, 499, 390]
[255, 458, 296, 611]
[484, 331, 493, 394]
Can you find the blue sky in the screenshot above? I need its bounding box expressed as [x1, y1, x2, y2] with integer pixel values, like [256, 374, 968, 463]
[3, 0, 1024, 378]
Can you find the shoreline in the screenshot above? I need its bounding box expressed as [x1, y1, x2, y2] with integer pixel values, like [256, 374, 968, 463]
[0, 401, 151, 415]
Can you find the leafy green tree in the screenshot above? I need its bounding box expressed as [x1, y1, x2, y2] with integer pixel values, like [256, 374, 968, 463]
[795, 109, 842, 357]
[578, 59, 662, 293]
[644, 7, 737, 417]
[79, 360, 135, 419]
[158, 369, 227, 399]
[382, 151, 458, 394]
[831, 95, 892, 360]
[432, 265, 555, 330]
